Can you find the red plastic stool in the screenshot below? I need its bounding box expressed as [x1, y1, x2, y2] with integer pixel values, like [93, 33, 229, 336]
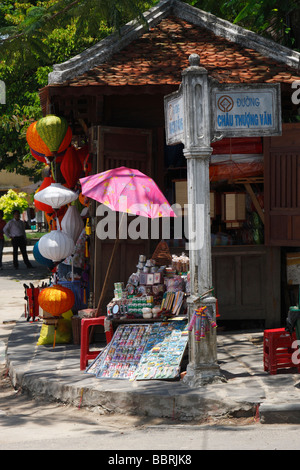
[263, 328, 300, 375]
[80, 316, 113, 370]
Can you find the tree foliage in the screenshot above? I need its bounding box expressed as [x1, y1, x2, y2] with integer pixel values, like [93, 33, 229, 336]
[0, 189, 29, 220]
[0, 0, 300, 179]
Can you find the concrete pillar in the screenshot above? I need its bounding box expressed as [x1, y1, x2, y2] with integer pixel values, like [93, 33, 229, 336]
[182, 54, 224, 386]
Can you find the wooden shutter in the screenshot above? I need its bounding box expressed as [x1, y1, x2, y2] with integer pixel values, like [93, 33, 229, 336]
[97, 126, 152, 175]
[265, 123, 300, 246]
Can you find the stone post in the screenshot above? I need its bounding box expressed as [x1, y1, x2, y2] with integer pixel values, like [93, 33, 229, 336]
[182, 54, 223, 386]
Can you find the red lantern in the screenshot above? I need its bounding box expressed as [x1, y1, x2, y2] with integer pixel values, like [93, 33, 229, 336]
[77, 145, 92, 175]
[60, 145, 83, 188]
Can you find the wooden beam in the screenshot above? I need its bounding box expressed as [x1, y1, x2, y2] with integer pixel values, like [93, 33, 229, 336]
[244, 182, 265, 225]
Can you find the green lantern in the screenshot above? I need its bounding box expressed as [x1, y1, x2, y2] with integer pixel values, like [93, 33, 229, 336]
[36, 115, 69, 153]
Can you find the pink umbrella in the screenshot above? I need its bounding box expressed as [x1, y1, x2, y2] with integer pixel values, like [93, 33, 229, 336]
[80, 167, 176, 317]
[80, 166, 176, 218]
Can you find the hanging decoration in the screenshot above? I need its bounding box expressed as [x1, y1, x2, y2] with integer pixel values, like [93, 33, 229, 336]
[38, 285, 75, 317]
[61, 205, 84, 243]
[26, 122, 52, 164]
[187, 306, 217, 341]
[78, 192, 89, 207]
[44, 206, 67, 231]
[33, 241, 56, 269]
[26, 117, 72, 163]
[38, 285, 75, 348]
[39, 229, 75, 262]
[34, 182, 78, 210]
[60, 145, 83, 189]
[35, 115, 72, 156]
[76, 145, 91, 175]
[34, 176, 55, 213]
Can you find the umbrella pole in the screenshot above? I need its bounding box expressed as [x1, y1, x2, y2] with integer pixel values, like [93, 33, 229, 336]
[96, 213, 125, 316]
[89, 213, 125, 343]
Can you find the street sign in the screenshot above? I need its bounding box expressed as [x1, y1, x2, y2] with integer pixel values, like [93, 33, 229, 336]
[211, 83, 281, 138]
[164, 88, 184, 145]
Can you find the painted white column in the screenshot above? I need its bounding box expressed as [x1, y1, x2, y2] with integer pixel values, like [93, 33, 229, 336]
[182, 54, 224, 386]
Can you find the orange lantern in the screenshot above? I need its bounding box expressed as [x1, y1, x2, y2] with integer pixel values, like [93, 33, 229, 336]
[38, 285, 75, 317]
[26, 119, 72, 162]
[79, 192, 89, 207]
[60, 145, 83, 188]
[44, 205, 67, 231]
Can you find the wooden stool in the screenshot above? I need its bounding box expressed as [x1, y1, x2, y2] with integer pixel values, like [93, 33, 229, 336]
[80, 316, 113, 370]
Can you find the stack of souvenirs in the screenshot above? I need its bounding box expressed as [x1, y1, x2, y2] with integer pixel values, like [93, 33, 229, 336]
[106, 241, 190, 321]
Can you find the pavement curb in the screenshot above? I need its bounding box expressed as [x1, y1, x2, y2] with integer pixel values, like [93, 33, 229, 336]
[259, 403, 300, 424]
[4, 317, 267, 422]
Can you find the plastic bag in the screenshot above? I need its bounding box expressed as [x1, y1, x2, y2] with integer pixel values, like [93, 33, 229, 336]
[37, 310, 73, 345]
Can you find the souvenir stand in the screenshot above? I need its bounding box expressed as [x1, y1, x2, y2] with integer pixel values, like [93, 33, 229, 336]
[85, 242, 192, 381]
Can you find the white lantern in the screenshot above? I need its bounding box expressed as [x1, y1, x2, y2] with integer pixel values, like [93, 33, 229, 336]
[61, 205, 84, 243]
[34, 183, 78, 209]
[39, 230, 75, 262]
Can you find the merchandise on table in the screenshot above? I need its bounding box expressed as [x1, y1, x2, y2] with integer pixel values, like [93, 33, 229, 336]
[106, 249, 190, 320]
[86, 320, 188, 381]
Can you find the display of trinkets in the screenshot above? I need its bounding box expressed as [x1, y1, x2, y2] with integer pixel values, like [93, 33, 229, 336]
[86, 324, 153, 379]
[133, 320, 188, 381]
[86, 320, 188, 381]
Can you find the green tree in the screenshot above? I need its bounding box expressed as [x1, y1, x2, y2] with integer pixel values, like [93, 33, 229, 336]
[186, 0, 300, 49]
[1, 0, 300, 178]
[0, 189, 29, 220]
[0, 0, 155, 178]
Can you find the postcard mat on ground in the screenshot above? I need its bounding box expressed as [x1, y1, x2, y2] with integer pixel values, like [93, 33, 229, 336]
[85, 320, 188, 380]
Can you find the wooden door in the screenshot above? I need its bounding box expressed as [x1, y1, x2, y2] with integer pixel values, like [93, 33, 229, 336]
[93, 126, 153, 310]
[265, 123, 300, 246]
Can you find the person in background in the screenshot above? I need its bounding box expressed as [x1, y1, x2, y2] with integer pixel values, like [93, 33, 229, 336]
[3, 209, 33, 269]
[0, 210, 6, 270]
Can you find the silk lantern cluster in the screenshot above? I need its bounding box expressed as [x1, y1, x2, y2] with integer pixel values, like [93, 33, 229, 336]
[34, 183, 83, 262]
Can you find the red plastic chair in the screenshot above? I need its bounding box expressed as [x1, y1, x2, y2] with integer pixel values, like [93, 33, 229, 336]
[80, 316, 113, 370]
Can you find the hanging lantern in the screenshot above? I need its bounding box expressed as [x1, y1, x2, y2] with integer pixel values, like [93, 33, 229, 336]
[61, 205, 84, 243]
[34, 182, 78, 210]
[36, 115, 72, 155]
[77, 145, 92, 175]
[33, 241, 56, 269]
[60, 145, 83, 188]
[34, 176, 55, 213]
[27, 122, 51, 163]
[26, 118, 72, 162]
[78, 192, 89, 207]
[44, 205, 67, 231]
[38, 285, 75, 317]
[39, 230, 75, 262]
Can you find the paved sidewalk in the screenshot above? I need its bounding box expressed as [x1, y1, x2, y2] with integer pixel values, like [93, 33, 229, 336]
[6, 316, 300, 423]
[2, 250, 300, 424]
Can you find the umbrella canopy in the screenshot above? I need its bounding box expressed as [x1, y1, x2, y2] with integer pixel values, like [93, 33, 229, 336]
[80, 166, 176, 219]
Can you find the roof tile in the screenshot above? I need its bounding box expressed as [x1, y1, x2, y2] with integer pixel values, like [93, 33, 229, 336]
[61, 17, 300, 87]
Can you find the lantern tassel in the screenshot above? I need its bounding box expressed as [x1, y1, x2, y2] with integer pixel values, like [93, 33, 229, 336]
[53, 320, 58, 348]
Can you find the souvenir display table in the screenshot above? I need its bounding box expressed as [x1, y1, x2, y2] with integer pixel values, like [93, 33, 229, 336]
[85, 318, 189, 381]
[82, 246, 192, 380]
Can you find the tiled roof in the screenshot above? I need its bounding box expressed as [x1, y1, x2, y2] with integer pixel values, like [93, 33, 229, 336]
[60, 16, 300, 88]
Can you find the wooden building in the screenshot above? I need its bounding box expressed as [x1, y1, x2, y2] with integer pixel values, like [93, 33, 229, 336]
[39, 0, 300, 328]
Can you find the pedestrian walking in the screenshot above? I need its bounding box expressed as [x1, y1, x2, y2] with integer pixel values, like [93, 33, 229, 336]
[0, 210, 6, 270]
[3, 209, 33, 269]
